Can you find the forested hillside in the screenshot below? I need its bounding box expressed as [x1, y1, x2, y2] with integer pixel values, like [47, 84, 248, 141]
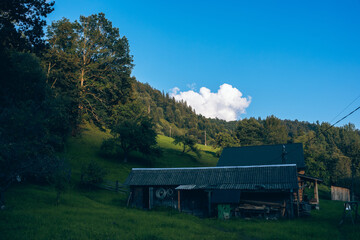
[134, 81, 237, 143]
[134, 80, 360, 190]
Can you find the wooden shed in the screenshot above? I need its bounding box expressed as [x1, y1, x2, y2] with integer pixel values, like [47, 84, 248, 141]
[217, 143, 322, 208]
[125, 164, 299, 218]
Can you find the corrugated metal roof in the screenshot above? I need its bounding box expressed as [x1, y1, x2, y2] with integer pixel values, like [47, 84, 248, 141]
[217, 143, 305, 169]
[125, 165, 299, 190]
[176, 185, 197, 190]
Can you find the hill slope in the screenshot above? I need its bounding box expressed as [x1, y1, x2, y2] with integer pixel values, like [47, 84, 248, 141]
[0, 125, 359, 240]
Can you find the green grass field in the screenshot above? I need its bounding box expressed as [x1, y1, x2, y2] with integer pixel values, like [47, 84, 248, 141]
[1, 124, 359, 240]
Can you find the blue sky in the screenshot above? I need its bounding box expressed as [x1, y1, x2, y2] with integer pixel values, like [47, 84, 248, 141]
[47, 0, 360, 128]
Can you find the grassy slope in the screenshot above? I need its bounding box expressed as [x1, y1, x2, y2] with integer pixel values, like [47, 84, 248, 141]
[1, 124, 359, 240]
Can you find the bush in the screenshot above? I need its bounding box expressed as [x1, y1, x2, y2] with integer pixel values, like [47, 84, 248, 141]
[100, 138, 118, 158]
[80, 161, 107, 186]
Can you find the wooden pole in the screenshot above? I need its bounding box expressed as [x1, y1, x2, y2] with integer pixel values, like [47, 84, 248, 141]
[314, 180, 319, 205]
[204, 130, 207, 146]
[177, 190, 181, 212]
[207, 191, 211, 217]
[296, 189, 300, 217]
[127, 191, 132, 207]
[290, 190, 294, 219]
[149, 187, 153, 210]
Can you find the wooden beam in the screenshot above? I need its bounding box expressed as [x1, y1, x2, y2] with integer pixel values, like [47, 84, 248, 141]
[290, 190, 294, 219]
[208, 191, 212, 217]
[149, 187, 153, 210]
[177, 190, 181, 212]
[241, 200, 284, 207]
[296, 190, 300, 217]
[314, 180, 319, 204]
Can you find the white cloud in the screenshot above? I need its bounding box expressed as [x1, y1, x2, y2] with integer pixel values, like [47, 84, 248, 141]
[186, 83, 196, 90]
[170, 83, 251, 121]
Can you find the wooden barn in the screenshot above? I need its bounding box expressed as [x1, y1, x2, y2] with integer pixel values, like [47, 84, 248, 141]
[217, 143, 323, 208]
[125, 164, 299, 218]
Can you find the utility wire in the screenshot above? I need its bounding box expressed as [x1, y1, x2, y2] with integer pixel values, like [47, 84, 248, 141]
[330, 94, 360, 124]
[272, 105, 360, 163]
[330, 105, 360, 130]
[303, 105, 360, 145]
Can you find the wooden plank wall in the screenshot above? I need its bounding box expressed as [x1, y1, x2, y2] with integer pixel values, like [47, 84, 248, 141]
[331, 186, 350, 202]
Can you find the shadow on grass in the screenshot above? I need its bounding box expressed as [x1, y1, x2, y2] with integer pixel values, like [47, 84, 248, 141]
[98, 150, 156, 167]
[203, 150, 217, 158]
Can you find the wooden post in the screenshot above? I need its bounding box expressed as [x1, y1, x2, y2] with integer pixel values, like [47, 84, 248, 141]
[149, 187, 153, 210]
[207, 191, 212, 217]
[290, 190, 294, 219]
[127, 190, 132, 207]
[296, 190, 300, 217]
[314, 180, 319, 204]
[177, 190, 181, 212]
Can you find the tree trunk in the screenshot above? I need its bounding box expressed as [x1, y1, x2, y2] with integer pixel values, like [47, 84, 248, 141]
[0, 191, 5, 210]
[80, 68, 85, 87]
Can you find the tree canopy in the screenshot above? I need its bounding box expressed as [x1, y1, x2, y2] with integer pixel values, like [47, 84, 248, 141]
[104, 102, 160, 163]
[44, 13, 135, 130]
[173, 135, 201, 159]
[0, 50, 69, 200]
[0, 0, 54, 52]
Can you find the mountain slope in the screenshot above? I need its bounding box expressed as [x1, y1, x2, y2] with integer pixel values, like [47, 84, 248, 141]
[1, 124, 359, 240]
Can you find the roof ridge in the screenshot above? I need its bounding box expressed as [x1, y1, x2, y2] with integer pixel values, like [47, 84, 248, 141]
[222, 143, 302, 149]
[132, 164, 297, 171]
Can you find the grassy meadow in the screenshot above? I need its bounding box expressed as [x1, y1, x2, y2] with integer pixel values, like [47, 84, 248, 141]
[0, 124, 359, 240]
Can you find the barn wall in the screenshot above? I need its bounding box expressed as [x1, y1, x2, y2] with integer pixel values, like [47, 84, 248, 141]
[180, 190, 208, 217]
[132, 187, 144, 208]
[152, 186, 177, 209]
[297, 170, 305, 202]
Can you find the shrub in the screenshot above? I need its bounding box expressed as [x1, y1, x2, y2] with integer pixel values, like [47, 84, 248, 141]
[100, 138, 118, 158]
[80, 161, 107, 186]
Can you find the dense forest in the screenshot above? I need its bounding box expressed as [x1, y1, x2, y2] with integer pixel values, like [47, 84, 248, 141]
[1, 0, 359, 206]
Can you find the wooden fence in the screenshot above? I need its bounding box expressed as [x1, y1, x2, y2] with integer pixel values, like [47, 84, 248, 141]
[94, 180, 129, 193]
[331, 186, 350, 202]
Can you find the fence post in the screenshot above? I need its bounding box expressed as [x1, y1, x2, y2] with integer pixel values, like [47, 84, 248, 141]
[116, 180, 119, 192]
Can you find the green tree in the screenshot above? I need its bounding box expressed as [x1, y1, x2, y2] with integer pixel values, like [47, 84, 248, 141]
[236, 118, 264, 146]
[173, 135, 201, 159]
[0, 51, 69, 205]
[50, 162, 71, 205]
[213, 132, 240, 156]
[80, 161, 107, 186]
[43, 18, 81, 133]
[107, 103, 160, 163]
[0, 0, 54, 53]
[44, 13, 135, 129]
[263, 115, 288, 144]
[214, 132, 240, 148]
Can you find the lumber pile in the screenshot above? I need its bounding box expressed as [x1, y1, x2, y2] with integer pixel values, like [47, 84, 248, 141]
[234, 200, 287, 218]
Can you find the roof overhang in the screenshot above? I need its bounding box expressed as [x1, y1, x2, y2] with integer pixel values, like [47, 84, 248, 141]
[298, 174, 323, 183]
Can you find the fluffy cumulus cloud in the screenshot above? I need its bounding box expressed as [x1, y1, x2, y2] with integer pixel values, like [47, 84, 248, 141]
[170, 84, 251, 121]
